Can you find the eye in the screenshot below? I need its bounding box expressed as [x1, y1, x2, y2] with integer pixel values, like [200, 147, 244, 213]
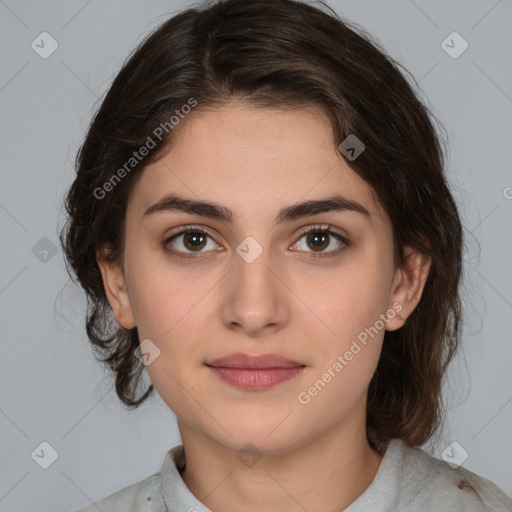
[162, 224, 350, 261]
[163, 226, 221, 260]
[290, 225, 349, 259]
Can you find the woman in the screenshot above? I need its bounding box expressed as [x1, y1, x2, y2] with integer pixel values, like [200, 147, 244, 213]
[60, 0, 512, 510]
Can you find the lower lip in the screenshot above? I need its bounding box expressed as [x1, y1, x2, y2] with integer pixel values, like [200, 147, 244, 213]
[206, 365, 305, 390]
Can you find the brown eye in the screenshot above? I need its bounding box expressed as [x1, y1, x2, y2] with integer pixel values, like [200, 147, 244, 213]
[182, 231, 207, 251]
[306, 231, 330, 251]
[163, 228, 220, 259]
[291, 226, 349, 259]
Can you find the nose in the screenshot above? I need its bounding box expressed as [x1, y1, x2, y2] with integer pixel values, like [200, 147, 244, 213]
[219, 242, 291, 337]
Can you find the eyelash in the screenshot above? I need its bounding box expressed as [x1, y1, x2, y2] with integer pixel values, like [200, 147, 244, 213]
[162, 224, 350, 261]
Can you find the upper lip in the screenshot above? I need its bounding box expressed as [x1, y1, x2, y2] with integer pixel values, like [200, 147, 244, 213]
[206, 353, 304, 369]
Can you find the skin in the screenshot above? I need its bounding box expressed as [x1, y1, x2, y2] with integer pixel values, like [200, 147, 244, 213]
[97, 101, 431, 512]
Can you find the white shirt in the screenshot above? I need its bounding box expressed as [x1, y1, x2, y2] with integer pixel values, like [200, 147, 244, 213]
[73, 438, 512, 511]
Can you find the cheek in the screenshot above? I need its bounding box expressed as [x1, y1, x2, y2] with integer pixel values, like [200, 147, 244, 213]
[297, 258, 392, 339]
[126, 247, 215, 338]
[292, 250, 392, 397]
[296, 298, 386, 422]
[127, 263, 218, 397]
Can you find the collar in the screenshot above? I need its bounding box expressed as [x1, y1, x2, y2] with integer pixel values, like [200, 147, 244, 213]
[160, 444, 211, 511]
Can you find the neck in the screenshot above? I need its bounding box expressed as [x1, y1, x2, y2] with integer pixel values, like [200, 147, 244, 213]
[177, 416, 384, 512]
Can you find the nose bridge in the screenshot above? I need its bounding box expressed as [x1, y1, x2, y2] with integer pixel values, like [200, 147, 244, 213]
[234, 235, 277, 301]
[221, 234, 289, 333]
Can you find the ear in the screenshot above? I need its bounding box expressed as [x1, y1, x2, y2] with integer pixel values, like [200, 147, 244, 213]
[386, 245, 431, 331]
[96, 247, 136, 329]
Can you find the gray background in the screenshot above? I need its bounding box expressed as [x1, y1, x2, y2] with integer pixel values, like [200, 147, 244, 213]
[1, 0, 511, 510]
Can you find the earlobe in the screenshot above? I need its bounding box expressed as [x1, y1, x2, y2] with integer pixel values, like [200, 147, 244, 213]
[386, 246, 431, 332]
[95, 247, 137, 329]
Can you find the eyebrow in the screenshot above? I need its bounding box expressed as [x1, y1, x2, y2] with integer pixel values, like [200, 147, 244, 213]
[142, 193, 371, 224]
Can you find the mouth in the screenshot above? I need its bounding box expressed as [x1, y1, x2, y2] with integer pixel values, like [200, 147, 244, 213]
[205, 353, 306, 390]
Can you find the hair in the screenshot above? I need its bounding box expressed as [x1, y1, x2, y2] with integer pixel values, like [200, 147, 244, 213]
[59, 0, 463, 452]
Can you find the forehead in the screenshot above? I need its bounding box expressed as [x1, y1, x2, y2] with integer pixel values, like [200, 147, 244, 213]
[128, 103, 387, 226]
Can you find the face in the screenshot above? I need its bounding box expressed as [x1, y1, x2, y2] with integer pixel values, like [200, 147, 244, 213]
[97, 101, 429, 455]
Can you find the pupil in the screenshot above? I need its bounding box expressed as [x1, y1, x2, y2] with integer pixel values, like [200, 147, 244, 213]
[309, 233, 328, 251]
[185, 232, 206, 250]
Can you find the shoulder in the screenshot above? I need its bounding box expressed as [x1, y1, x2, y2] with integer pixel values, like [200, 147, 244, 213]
[394, 439, 512, 511]
[72, 472, 166, 512]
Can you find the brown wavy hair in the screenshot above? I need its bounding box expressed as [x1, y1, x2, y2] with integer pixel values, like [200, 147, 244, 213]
[59, 0, 463, 452]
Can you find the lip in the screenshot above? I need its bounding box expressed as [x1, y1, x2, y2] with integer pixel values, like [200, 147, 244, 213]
[205, 353, 306, 390]
[206, 353, 303, 369]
